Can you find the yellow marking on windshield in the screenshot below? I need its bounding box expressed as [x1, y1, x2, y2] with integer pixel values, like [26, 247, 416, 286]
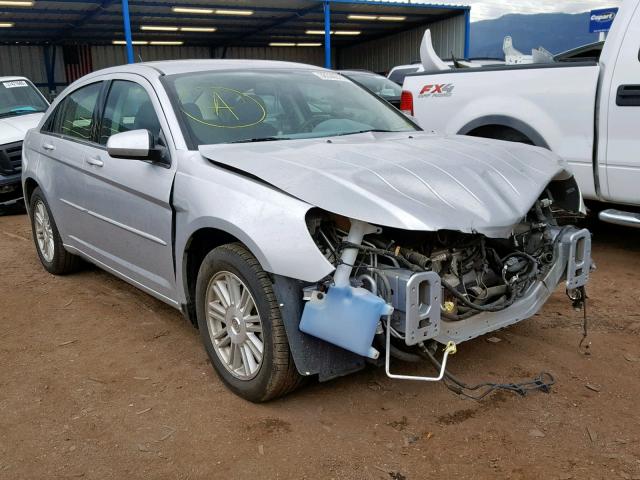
[212, 91, 239, 120]
[180, 86, 266, 129]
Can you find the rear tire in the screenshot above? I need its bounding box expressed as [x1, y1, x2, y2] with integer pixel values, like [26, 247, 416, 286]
[467, 126, 535, 146]
[29, 187, 82, 275]
[195, 243, 302, 402]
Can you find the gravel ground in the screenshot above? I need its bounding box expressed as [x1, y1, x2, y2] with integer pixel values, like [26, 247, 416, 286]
[0, 211, 638, 480]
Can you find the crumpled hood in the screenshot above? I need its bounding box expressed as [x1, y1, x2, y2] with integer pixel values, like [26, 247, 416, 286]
[200, 131, 572, 237]
[0, 113, 44, 144]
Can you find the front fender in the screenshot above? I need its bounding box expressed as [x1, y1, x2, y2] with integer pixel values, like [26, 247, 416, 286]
[173, 154, 335, 304]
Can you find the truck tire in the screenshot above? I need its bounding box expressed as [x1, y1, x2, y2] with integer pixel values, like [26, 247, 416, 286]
[28, 187, 82, 275]
[195, 243, 302, 402]
[467, 126, 534, 146]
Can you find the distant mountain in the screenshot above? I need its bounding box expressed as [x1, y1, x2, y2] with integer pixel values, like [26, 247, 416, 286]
[470, 12, 602, 59]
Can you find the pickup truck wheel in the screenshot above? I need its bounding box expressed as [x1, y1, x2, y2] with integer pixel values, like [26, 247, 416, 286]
[29, 187, 82, 275]
[467, 126, 534, 146]
[195, 243, 302, 402]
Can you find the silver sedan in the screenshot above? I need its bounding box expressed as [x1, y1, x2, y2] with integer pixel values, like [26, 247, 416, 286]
[22, 60, 591, 401]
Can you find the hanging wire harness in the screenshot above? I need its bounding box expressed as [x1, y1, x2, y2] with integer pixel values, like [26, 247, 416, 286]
[419, 342, 556, 401]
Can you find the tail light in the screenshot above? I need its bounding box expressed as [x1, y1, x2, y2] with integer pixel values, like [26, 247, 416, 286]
[400, 90, 414, 116]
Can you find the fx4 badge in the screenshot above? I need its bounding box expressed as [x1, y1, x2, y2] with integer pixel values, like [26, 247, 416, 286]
[419, 84, 455, 98]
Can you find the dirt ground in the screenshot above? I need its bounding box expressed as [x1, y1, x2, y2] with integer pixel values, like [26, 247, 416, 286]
[0, 211, 639, 480]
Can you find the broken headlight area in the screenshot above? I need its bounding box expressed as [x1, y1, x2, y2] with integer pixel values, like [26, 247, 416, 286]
[301, 190, 592, 367]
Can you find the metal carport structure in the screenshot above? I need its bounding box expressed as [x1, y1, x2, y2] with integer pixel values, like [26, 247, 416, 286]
[0, 0, 470, 94]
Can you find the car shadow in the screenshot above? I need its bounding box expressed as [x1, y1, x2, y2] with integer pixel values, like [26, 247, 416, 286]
[0, 201, 26, 217]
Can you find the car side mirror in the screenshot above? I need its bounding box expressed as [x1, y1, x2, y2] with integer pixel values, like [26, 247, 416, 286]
[107, 129, 169, 166]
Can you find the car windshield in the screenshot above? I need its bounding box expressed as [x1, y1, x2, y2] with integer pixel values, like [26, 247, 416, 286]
[342, 72, 402, 99]
[0, 79, 48, 118]
[164, 69, 418, 146]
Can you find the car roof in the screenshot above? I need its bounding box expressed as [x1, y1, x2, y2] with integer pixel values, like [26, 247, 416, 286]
[0, 76, 29, 82]
[389, 63, 421, 71]
[82, 59, 326, 81]
[339, 69, 377, 75]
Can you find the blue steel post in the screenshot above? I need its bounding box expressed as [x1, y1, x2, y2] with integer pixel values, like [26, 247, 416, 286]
[121, 0, 135, 64]
[43, 45, 55, 95]
[464, 8, 471, 59]
[324, 0, 331, 69]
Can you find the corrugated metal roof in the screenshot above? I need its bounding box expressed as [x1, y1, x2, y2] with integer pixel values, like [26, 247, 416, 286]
[0, 0, 468, 46]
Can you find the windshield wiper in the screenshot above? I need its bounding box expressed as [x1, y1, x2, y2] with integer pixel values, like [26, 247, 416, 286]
[334, 129, 397, 137]
[0, 109, 43, 118]
[228, 137, 291, 144]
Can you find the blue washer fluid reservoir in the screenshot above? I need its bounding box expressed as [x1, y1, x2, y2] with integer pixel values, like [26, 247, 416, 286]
[300, 286, 394, 359]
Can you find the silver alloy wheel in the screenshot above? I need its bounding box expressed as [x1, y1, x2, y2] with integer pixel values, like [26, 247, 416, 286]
[33, 200, 55, 263]
[206, 271, 264, 380]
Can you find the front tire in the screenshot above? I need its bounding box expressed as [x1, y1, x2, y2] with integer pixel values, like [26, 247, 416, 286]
[29, 187, 82, 275]
[195, 243, 302, 402]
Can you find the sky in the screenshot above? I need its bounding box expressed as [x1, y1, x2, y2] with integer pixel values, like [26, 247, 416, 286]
[432, 0, 623, 21]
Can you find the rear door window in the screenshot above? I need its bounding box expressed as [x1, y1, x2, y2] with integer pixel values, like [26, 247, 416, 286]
[55, 82, 102, 142]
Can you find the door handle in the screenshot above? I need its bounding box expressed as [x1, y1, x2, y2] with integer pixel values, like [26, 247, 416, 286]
[616, 85, 640, 107]
[86, 157, 104, 167]
[43, 144, 56, 151]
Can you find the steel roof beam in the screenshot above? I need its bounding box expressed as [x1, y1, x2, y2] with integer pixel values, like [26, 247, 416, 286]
[50, 0, 118, 40]
[0, 28, 249, 36]
[3, 17, 282, 28]
[1, 0, 469, 47]
[0, 16, 439, 38]
[228, 3, 324, 43]
[327, 0, 470, 10]
[0, 6, 441, 19]
[29, 0, 470, 11]
[9, 0, 302, 14]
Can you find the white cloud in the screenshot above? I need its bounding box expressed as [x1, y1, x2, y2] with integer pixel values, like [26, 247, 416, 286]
[430, 0, 623, 21]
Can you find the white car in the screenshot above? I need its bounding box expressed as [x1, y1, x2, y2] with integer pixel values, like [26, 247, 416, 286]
[0, 77, 48, 206]
[23, 60, 591, 401]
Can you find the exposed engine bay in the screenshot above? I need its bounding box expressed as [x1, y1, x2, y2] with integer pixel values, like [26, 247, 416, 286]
[302, 185, 591, 368]
[311, 214, 553, 323]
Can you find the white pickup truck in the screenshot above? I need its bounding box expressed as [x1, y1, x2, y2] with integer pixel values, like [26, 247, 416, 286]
[0, 77, 48, 207]
[402, 0, 640, 227]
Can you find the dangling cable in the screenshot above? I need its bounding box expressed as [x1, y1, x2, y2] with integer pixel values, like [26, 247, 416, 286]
[568, 286, 590, 355]
[420, 344, 555, 401]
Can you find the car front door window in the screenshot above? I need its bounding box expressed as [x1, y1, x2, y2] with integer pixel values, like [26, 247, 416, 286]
[99, 80, 162, 145]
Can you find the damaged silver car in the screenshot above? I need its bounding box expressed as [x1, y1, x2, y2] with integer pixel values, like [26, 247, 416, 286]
[22, 60, 592, 401]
